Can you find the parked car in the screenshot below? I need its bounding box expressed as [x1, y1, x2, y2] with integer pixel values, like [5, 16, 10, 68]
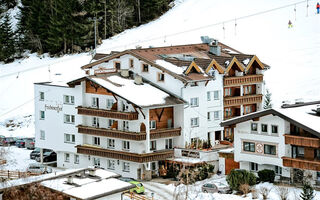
[3, 137, 18, 146]
[15, 139, 25, 148]
[27, 163, 52, 174]
[36, 151, 56, 162]
[25, 138, 35, 150]
[30, 148, 52, 160]
[201, 182, 232, 194]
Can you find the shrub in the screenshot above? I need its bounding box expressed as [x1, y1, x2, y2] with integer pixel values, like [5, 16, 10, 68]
[251, 188, 259, 199]
[300, 182, 315, 200]
[239, 184, 250, 196]
[259, 186, 272, 200]
[276, 185, 289, 200]
[226, 169, 256, 191]
[258, 169, 275, 183]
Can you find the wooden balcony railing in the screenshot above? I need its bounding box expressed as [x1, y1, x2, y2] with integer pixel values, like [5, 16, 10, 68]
[224, 74, 263, 86]
[77, 125, 181, 140]
[284, 134, 320, 148]
[282, 156, 320, 171]
[224, 94, 263, 107]
[76, 145, 174, 163]
[76, 106, 138, 120]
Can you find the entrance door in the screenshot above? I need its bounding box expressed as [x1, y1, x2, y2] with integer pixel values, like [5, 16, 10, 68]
[137, 168, 141, 180]
[215, 131, 221, 141]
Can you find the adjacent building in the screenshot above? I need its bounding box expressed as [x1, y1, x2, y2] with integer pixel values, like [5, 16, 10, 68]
[34, 36, 269, 179]
[221, 101, 320, 184]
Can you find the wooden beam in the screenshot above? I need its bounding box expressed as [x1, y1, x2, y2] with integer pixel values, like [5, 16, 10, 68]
[139, 108, 145, 119]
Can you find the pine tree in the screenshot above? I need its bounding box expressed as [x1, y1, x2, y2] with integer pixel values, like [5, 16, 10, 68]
[264, 89, 272, 109]
[300, 182, 315, 200]
[0, 13, 16, 63]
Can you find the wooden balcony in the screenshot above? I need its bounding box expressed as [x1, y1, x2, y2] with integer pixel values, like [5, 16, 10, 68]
[284, 134, 320, 148]
[282, 156, 320, 171]
[77, 125, 181, 140]
[76, 145, 174, 163]
[224, 74, 263, 86]
[76, 106, 138, 120]
[224, 94, 263, 107]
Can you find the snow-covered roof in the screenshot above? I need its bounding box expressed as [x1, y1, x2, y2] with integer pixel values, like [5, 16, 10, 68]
[155, 59, 186, 74]
[41, 169, 133, 200]
[221, 102, 320, 137]
[88, 75, 184, 108]
[218, 148, 234, 154]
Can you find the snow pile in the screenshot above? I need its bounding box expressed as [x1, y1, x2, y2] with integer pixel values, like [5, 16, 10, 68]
[91, 75, 170, 107]
[155, 59, 186, 74]
[242, 58, 250, 66]
[0, 115, 34, 138]
[0, 147, 36, 171]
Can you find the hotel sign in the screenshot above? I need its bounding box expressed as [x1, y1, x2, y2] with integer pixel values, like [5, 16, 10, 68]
[45, 104, 63, 113]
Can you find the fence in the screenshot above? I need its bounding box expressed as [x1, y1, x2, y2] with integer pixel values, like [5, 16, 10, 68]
[0, 170, 40, 180]
[123, 192, 152, 200]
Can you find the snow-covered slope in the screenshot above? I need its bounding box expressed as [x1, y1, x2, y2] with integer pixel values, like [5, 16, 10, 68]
[0, 0, 319, 136]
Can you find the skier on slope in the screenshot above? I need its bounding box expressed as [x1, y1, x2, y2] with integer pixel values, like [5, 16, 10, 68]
[288, 20, 293, 28]
[317, 2, 320, 14]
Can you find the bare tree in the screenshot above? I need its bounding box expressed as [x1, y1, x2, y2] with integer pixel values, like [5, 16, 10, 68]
[258, 186, 272, 200]
[115, 0, 133, 32]
[276, 185, 289, 200]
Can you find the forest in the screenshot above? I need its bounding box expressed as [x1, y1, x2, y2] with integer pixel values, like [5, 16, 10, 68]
[0, 0, 173, 63]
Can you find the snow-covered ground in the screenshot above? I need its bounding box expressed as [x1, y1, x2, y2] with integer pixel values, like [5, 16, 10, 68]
[0, 146, 36, 171]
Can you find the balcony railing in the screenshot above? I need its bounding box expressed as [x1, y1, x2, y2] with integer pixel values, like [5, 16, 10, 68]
[282, 156, 320, 171]
[284, 134, 320, 148]
[224, 74, 263, 86]
[76, 145, 174, 163]
[76, 106, 138, 120]
[77, 125, 181, 140]
[224, 94, 263, 107]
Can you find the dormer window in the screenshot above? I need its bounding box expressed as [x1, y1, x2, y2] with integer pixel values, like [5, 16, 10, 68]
[114, 61, 121, 70]
[142, 64, 149, 72]
[158, 73, 165, 82]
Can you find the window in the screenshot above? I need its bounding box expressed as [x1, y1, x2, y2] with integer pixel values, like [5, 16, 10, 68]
[158, 73, 165, 81]
[261, 124, 268, 133]
[93, 158, 100, 167]
[251, 123, 258, 132]
[114, 61, 121, 70]
[74, 155, 79, 164]
[292, 146, 304, 158]
[142, 64, 149, 72]
[214, 91, 219, 100]
[243, 142, 255, 152]
[64, 153, 70, 162]
[271, 125, 278, 134]
[150, 120, 156, 130]
[129, 59, 134, 68]
[63, 95, 74, 104]
[191, 117, 199, 127]
[214, 111, 220, 120]
[108, 160, 115, 170]
[39, 92, 44, 101]
[122, 141, 130, 150]
[151, 162, 156, 171]
[264, 144, 276, 155]
[107, 99, 114, 109]
[250, 162, 258, 171]
[165, 139, 173, 149]
[40, 111, 45, 120]
[150, 140, 156, 151]
[224, 88, 231, 96]
[92, 117, 99, 127]
[40, 130, 45, 140]
[225, 128, 232, 138]
[123, 121, 129, 131]
[93, 137, 100, 146]
[245, 105, 252, 114]
[92, 97, 99, 108]
[225, 108, 232, 117]
[207, 91, 212, 101]
[123, 162, 130, 172]
[190, 98, 199, 107]
[207, 112, 212, 121]
[275, 166, 282, 175]
[244, 85, 253, 95]
[64, 133, 75, 143]
[108, 119, 115, 128]
[108, 139, 115, 148]
[64, 114, 75, 124]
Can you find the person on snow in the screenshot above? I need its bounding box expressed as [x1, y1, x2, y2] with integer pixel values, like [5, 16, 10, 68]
[317, 3, 320, 14]
[288, 20, 293, 28]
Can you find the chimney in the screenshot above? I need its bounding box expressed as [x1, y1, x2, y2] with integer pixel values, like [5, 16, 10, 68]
[120, 69, 129, 77]
[134, 75, 143, 85]
[89, 168, 96, 176]
[67, 176, 74, 184]
[201, 36, 221, 56]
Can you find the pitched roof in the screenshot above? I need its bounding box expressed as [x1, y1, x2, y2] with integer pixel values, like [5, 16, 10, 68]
[221, 101, 320, 138]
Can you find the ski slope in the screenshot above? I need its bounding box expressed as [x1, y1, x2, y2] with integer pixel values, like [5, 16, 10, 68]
[0, 0, 319, 136]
